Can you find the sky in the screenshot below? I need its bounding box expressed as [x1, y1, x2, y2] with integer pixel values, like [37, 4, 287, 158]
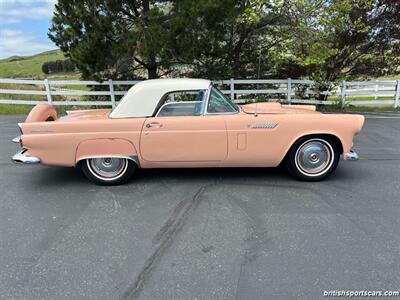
[0, 0, 58, 59]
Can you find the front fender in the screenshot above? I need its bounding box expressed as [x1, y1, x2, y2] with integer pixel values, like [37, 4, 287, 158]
[75, 138, 139, 166]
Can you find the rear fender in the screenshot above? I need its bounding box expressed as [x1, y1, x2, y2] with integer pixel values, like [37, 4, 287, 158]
[75, 139, 139, 166]
[26, 103, 58, 122]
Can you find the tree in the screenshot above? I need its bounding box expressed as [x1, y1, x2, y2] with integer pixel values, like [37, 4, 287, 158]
[42, 62, 50, 74]
[41, 59, 76, 74]
[48, 0, 291, 80]
[272, 0, 400, 82]
[359, 0, 400, 76]
[169, 0, 289, 79]
[49, 0, 175, 80]
[48, 0, 400, 82]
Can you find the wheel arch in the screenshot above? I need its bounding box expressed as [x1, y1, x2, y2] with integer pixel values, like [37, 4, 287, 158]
[75, 138, 140, 167]
[281, 133, 344, 164]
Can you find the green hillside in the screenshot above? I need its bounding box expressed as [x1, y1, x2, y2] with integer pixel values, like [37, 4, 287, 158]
[0, 49, 79, 79]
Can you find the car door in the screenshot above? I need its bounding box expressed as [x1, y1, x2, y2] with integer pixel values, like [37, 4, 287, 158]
[140, 90, 228, 162]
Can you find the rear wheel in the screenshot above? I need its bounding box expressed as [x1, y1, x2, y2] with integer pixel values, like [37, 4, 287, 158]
[285, 136, 339, 181]
[81, 157, 136, 185]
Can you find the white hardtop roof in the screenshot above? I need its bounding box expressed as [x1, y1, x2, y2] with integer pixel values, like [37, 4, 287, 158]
[110, 78, 211, 118]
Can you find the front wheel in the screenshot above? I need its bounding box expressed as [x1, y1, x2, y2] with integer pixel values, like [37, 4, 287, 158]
[81, 157, 136, 185]
[285, 136, 339, 181]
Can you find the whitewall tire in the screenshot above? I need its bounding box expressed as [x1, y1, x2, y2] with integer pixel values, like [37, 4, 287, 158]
[81, 157, 136, 185]
[285, 136, 340, 181]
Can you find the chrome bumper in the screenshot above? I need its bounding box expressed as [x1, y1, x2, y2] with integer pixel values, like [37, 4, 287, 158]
[344, 150, 359, 161]
[12, 136, 20, 143]
[12, 148, 40, 164]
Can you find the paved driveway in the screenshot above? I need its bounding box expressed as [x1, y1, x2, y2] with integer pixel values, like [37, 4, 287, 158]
[0, 113, 399, 300]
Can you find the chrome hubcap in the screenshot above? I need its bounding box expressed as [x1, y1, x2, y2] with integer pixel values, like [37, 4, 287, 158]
[295, 139, 333, 176]
[88, 157, 127, 179]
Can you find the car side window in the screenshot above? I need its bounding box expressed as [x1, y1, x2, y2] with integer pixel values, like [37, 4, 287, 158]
[156, 90, 205, 117]
[207, 87, 238, 113]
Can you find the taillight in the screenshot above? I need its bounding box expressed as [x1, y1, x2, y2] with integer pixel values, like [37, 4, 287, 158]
[19, 136, 23, 147]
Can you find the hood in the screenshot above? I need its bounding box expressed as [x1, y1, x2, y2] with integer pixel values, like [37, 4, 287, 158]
[58, 109, 111, 122]
[240, 103, 320, 115]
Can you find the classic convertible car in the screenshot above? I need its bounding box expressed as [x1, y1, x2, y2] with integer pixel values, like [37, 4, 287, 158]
[12, 79, 364, 185]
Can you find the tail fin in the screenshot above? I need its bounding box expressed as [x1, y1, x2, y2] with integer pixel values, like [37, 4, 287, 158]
[25, 103, 58, 122]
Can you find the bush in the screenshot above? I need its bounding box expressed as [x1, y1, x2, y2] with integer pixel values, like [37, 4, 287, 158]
[42, 59, 76, 74]
[310, 73, 336, 101]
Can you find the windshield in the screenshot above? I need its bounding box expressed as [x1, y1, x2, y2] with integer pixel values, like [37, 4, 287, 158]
[207, 86, 239, 113]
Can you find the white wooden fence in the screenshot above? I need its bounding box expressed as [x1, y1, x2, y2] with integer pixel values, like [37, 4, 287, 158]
[1, 78, 399, 108]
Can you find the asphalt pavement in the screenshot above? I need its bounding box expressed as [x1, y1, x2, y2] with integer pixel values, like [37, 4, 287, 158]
[0, 112, 399, 300]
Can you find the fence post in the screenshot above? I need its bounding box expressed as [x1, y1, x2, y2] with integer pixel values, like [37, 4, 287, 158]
[108, 79, 116, 109]
[395, 80, 400, 108]
[230, 78, 235, 101]
[44, 78, 52, 104]
[287, 78, 292, 104]
[340, 81, 346, 107]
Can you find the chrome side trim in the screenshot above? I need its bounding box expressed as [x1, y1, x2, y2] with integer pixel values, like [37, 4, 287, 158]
[12, 136, 20, 143]
[247, 122, 278, 129]
[344, 150, 359, 161]
[12, 148, 40, 164]
[17, 123, 23, 134]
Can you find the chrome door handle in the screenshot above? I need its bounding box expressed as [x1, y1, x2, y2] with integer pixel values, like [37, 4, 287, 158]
[146, 122, 162, 128]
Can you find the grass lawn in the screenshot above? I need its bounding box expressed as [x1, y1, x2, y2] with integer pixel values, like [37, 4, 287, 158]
[0, 105, 34, 115]
[0, 104, 83, 116]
